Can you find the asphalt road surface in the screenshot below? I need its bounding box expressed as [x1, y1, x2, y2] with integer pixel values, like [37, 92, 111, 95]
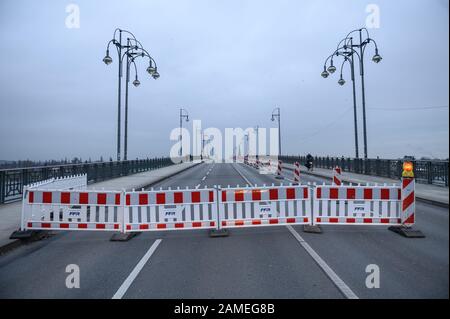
[0, 163, 448, 298]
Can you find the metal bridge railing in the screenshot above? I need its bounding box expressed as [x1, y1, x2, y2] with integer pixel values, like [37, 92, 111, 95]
[0, 157, 173, 204]
[278, 156, 449, 187]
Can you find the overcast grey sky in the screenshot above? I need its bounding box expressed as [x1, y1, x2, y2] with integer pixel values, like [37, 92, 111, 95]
[0, 0, 448, 161]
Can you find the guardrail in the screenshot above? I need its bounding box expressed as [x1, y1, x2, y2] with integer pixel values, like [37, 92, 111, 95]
[279, 156, 449, 187]
[0, 157, 173, 204]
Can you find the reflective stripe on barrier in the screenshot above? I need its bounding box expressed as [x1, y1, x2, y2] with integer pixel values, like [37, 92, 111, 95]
[313, 184, 402, 226]
[124, 188, 217, 232]
[28, 190, 121, 205]
[219, 185, 311, 228]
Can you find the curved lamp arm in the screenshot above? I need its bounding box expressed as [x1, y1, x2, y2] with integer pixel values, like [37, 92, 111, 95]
[361, 37, 379, 56]
[340, 57, 351, 76]
[113, 28, 137, 42]
[345, 27, 370, 41]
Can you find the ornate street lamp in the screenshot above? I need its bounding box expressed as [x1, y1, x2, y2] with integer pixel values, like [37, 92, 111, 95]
[103, 29, 159, 161]
[322, 28, 382, 159]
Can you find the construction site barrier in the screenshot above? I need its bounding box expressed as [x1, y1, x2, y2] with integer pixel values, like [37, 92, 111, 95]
[21, 174, 123, 231]
[312, 183, 402, 225]
[333, 166, 342, 185]
[218, 184, 311, 228]
[293, 162, 300, 183]
[18, 167, 417, 235]
[124, 187, 217, 232]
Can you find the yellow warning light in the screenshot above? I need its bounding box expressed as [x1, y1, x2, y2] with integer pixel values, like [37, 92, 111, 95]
[402, 161, 414, 178]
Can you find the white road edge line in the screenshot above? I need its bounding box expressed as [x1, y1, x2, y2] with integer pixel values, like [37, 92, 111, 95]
[202, 176, 206, 181]
[232, 163, 359, 300]
[195, 184, 201, 189]
[232, 163, 253, 185]
[112, 239, 162, 299]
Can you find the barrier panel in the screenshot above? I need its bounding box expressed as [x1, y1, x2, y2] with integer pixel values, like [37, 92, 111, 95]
[218, 184, 311, 228]
[26, 174, 87, 190]
[22, 189, 123, 231]
[124, 187, 217, 232]
[312, 183, 403, 225]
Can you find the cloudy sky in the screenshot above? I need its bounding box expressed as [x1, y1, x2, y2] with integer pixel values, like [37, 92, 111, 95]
[0, 0, 448, 161]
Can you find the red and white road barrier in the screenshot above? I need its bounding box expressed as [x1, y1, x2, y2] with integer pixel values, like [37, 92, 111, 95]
[294, 162, 300, 183]
[219, 184, 311, 228]
[124, 188, 217, 232]
[21, 174, 110, 231]
[23, 189, 123, 231]
[401, 177, 415, 226]
[277, 160, 283, 176]
[312, 183, 403, 225]
[19, 163, 417, 236]
[333, 166, 342, 185]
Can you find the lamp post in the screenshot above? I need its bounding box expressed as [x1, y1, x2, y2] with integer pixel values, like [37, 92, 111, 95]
[271, 107, 281, 156]
[103, 29, 159, 161]
[325, 50, 360, 158]
[322, 28, 382, 159]
[122, 39, 159, 160]
[244, 133, 249, 158]
[179, 108, 189, 161]
[254, 125, 259, 161]
[202, 133, 212, 160]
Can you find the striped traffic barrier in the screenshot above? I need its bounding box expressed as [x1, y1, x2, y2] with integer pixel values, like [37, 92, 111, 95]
[124, 187, 217, 232]
[387, 161, 424, 237]
[275, 160, 284, 179]
[333, 166, 342, 185]
[15, 162, 423, 239]
[218, 184, 311, 228]
[401, 170, 415, 226]
[293, 162, 300, 183]
[313, 183, 402, 225]
[22, 189, 123, 231]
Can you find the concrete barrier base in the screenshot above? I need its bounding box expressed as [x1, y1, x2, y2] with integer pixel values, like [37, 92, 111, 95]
[10, 229, 44, 240]
[388, 226, 425, 238]
[110, 232, 141, 242]
[209, 229, 229, 238]
[303, 224, 322, 234]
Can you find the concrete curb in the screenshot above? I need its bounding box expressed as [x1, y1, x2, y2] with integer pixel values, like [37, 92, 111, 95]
[1, 162, 202, 254]
[283, 165, 449, 208]
[0, 239, 22, 255]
